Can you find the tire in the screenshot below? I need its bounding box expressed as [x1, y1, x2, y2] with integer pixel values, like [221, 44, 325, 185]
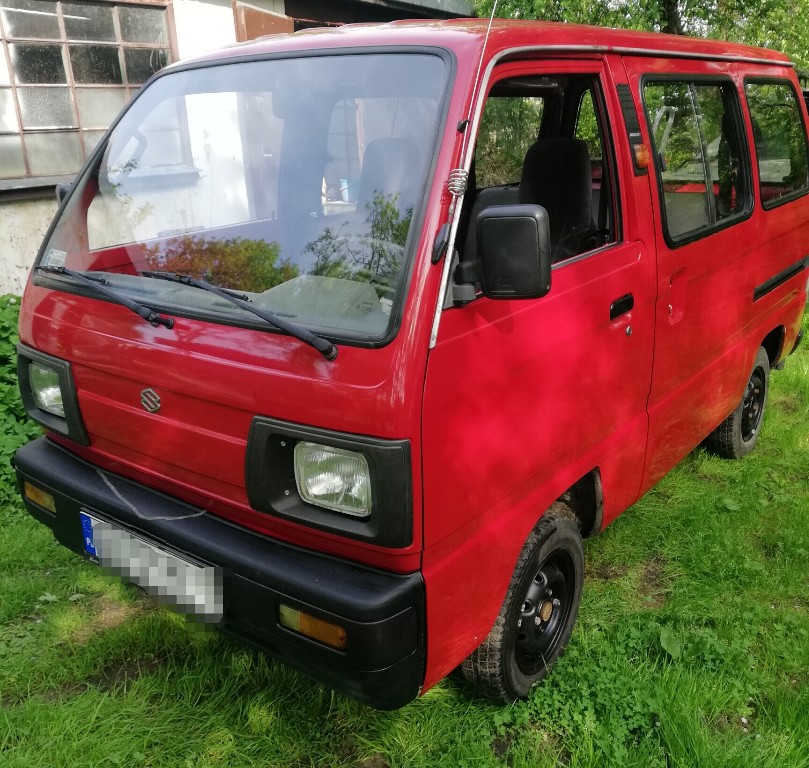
[705, 347, 770, 459]
[461, 513, 584, 702]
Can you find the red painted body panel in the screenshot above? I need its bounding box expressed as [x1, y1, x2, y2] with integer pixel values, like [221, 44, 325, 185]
[16, 19, 808, 704]
[19, 283, 434, 571]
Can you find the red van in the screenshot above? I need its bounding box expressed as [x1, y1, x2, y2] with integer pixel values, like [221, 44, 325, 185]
[14, 19, 807, 708]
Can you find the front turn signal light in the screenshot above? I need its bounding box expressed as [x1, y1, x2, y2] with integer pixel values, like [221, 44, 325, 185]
[279, 604, 347, 650]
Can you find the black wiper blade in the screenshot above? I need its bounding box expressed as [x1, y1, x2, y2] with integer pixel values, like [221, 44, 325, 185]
[38, 266, 174, 329]
[142, 270, 251, 302]
[140, 270, 337, 361]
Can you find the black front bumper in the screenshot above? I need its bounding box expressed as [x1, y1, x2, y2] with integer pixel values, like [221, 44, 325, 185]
[14, 437, 425, 709]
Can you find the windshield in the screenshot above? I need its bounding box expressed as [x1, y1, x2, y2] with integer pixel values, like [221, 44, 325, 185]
[38, 52, 448, 340]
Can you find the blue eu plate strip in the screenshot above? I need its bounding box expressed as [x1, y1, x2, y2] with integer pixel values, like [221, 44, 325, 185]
[79, 512, 97, 556]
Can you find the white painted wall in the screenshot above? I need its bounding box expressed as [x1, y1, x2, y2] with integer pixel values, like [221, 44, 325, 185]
[1, 198, 57, 295]
[172, 0, 287, 59]
[173, 0, 237, 59]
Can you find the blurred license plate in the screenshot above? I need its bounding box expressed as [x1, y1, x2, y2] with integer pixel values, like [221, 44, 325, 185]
[79, 511, 222, 624]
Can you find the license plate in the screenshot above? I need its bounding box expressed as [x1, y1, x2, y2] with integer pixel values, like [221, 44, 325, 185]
[80, 511, 222, 624]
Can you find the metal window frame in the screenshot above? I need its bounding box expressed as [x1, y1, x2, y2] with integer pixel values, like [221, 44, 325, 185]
[0, 0, 176, 188]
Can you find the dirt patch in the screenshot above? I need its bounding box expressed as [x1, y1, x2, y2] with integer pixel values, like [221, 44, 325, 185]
[1, 693, 19, 707]
[68, 594, 148, 644]
[492, 733, 514, 762]
[771, 393, 799, 413]
[714, 712, 755, 735]
[331, 740, 356, 764]
[357, 755, 390, 768]
[638, 557, 667, 608]
[592, 563, 630, 581]
[40, 682, 89, 702]
[88, 655, 164, 693]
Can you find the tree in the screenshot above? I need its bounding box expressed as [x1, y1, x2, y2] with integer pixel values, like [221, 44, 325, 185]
[144, 236, 297, 293]
[474, 0, 809, 70]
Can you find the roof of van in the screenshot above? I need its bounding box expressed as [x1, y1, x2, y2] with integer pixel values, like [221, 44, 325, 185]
[183, 18, 793, 68]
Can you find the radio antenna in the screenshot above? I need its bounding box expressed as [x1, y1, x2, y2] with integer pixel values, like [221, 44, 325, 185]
[447, 0, 498, 209]
[429, 1, 499, 349]
[466, 0, 499, 133]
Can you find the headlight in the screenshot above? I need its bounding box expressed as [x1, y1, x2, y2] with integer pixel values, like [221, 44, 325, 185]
[294, 441, 372, 518]
[17, 345, 89, 445]
[28, 362, 65, 417]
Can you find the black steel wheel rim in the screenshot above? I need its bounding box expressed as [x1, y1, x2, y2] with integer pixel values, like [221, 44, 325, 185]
[514, 551, 575, 676]
[741, 366, 766, 442]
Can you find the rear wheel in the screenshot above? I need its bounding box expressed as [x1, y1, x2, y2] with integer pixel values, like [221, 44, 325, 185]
[461, 513, 584, 702]
[705, 347, 770, 459]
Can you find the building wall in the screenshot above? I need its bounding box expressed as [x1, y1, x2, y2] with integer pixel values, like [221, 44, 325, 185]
[1, 198, 57, 294]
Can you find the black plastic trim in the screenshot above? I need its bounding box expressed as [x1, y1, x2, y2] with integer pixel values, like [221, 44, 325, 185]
[753, 258, 807, 302]
[616, 84, 647, 176]
[14, 437, 424, 709]
[17, 344, 89, 446]
[246, 417, 412, 548]
[609, 292, 634, 320]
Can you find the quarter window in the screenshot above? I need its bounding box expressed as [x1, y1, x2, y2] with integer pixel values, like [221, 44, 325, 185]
[745, 80, 809, 208]
[0, 0, 173, 185]
[644, 80, 749, 241]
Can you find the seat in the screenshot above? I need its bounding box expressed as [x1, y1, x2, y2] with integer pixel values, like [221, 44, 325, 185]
[459, 163, 522, 264]
[519, 138, 596, 263]
[354, 137, 421, 222]
[302, 137, 420, 273]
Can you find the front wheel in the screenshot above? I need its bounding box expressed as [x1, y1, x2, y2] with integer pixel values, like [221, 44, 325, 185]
[705, 347, 770, 459]
[461, 513, 584, 702]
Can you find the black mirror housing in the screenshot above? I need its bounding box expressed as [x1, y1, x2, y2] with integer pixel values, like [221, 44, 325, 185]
[55, 182, 72, 204]
[477, 204, 551, 299]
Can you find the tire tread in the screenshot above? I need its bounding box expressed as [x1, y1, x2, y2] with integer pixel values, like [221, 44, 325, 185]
[461, 508, 582, 702]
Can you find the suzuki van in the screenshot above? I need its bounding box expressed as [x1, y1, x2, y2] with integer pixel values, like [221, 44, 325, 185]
[14, 19, 808, 708]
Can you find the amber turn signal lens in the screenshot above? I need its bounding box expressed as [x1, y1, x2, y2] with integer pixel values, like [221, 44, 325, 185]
[279, 604, 347, 650]
[633, 143, 652, 169]
[23, 481, 57, 513]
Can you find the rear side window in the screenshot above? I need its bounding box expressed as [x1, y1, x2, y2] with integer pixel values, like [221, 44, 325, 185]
[643, 80, 750, 242]
[745, 80, 809, 208]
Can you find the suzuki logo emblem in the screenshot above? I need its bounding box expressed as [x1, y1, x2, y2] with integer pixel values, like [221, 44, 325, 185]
[140, 388, 161, 413]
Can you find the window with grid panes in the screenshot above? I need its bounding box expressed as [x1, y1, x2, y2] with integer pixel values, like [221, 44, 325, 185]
[0, 0, 172, 185]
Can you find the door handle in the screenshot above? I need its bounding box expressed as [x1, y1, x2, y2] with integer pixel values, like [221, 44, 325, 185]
[610, 293, 634, 321]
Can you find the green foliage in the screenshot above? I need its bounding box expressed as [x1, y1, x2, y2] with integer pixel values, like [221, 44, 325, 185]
[474, 0, 809, 70]
[144, 236, 297, 293]
[0, 295, 41, 508]
[476, 95, 545, 187]
[305, 192, 410, 291]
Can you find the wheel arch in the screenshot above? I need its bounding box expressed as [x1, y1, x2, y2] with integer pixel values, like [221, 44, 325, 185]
[551, 467, 603, 538]
[761, 326, 785, 368]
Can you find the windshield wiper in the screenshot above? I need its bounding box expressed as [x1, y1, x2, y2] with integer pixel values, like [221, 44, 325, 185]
[38, 266, 174, 329]
[140, 270, 338, 361]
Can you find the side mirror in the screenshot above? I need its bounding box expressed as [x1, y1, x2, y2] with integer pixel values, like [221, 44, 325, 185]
[55, 182, 72, 204]
[477, 204, 551, 299]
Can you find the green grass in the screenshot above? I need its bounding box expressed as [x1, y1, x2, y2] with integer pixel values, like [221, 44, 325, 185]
[1, 297, 807, 767]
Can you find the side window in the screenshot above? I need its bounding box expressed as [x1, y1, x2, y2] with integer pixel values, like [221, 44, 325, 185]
[575, 89, 612, 247]
[475, 95, 544, 187]
[644, 80, 749, 241]
[464, 75, 616, 265]
[745, 80, 809, 207]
